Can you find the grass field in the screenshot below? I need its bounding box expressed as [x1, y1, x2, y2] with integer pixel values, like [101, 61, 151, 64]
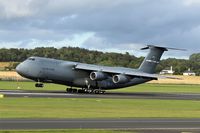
[0, 81, 200, 120]
[0, 62, 18, 71]
[1, 98, 200, 118]
[0, 71, 26, 80]
[0, 69, 199, 132]
[113, 84, 200, 93]
[0, 81, 200, 93]
[0, 81, 66, 91]
[150, 75, 200, 84]
[0, 62, 10, 69]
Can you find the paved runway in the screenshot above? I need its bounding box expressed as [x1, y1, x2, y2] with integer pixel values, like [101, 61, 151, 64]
[1, 118, 200, 132]
[1, 89, 200, 100]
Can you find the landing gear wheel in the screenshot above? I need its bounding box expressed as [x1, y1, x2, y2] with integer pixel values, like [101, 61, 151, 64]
[66, 88, 70, 92]
[66, 88, 77, 93]
[100, 90, 106, 94]
[72, 89, 77, 93]
[35, 83, 44, 88]
[88, 89, 93, 93]
[66, 88, 72, 93]
[93, 89, 105, 94]
[94, 90, 100, 94]
[78, 89, 83, 93]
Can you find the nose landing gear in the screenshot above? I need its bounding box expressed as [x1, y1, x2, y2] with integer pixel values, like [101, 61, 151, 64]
[35, 83, 44, 88]
[35, 79, 44, 88]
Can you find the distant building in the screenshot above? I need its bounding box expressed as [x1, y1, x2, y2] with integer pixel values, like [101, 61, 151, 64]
[160, 66, 174, 75]
[183, 68, 196, 76]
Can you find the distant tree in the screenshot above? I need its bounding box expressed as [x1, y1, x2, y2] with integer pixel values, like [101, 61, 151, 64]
[189, 53, 200, 75]
[0, 47, 199, 75]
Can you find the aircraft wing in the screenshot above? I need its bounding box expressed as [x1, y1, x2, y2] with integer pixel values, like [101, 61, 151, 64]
[74, 63, 177, 80]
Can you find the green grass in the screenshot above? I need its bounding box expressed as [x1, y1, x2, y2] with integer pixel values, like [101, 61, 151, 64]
[0, 81, 200, 93]
[0, 129, 131, 133]
[1, 98, 200, 118]
[0, 81, 66, 90]
[111, 84, 200, 93]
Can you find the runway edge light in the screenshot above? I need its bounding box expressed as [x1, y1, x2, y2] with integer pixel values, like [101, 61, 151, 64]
[0, 94, 4, 98]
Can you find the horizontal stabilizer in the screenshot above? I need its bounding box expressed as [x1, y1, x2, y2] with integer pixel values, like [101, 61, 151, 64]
[141, 45, 186, 51]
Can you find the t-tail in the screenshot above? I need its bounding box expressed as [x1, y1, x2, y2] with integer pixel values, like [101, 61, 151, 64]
[139, 45, 185, 74]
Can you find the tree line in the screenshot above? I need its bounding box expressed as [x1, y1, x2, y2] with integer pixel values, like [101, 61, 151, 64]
[0, 47, 199, 75]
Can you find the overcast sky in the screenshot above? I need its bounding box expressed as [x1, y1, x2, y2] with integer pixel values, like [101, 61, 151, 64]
[0, 0, 200, 58]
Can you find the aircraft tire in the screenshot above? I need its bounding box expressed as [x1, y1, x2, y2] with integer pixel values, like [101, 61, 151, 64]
[72, 89, 77, 93]
[100, 90, 105, 94]
[94, 90, 100, 94]
[35, 83, 44, 88]
[66, 88, 73, 93]
[78, 89, 84, 93]
[88, 89, 93, 94]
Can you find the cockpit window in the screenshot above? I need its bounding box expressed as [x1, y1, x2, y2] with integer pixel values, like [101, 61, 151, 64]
[28, 57, 35, 61]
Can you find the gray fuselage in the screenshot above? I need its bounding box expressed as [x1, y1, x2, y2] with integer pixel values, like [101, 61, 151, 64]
[16, 57, 151, 90]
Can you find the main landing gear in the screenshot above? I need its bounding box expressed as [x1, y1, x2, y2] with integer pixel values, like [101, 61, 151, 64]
[66, 88, 77, 93]
[66, 87, 105, 94]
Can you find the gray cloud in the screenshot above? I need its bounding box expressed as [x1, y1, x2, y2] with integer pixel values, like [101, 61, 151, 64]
[0, 0, 199, 58]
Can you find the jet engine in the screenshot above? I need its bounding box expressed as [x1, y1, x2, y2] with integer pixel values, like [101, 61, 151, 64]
[112, 74, 129, 84]
[90, 71, 108, 81]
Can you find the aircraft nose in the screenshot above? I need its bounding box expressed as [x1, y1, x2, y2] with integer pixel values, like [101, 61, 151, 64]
[16, 63, 24, 75]
[16, 64, 21, 73]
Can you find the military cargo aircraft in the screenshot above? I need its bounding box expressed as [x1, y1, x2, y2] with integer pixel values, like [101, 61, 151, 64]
[16, 45, 182, 93]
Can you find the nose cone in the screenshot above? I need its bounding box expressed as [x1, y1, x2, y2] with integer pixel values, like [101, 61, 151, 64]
[16, 62, 29, 77]
[16, 63, 23, 75]
[16, 61, 38, 79]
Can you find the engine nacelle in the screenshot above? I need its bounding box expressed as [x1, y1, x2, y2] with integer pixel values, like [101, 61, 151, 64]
[112, 74, 129, 84]
[90, 71, 108, 81]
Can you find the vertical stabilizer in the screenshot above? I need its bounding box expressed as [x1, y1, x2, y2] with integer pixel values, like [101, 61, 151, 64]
[139, 45, 185, 74]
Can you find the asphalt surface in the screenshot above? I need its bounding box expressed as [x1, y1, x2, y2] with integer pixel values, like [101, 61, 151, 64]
[1, 118, 200, 132]
[1, 89, 200, 100]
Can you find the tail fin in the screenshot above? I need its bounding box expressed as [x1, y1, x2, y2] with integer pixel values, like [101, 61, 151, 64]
[139, 45, 185, 74]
